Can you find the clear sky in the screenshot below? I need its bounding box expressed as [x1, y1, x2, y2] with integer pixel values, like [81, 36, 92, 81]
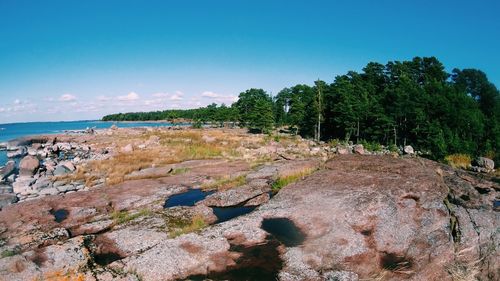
[1, 0, 499, 123]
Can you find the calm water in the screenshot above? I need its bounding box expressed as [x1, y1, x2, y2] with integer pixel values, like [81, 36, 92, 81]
[164, 189, 215, 208]
[0, 120, 182, 166]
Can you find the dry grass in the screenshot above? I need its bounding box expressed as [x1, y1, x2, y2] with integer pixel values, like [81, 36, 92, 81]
[61, 129, 249, 186]
[201, 174, 246, 190]
[271, 167, 316, 191]
[446, 246, 481, 281]
[447, 261, 480, 281]
[169, 214, 207, 238]
[445, 154, 472, 169]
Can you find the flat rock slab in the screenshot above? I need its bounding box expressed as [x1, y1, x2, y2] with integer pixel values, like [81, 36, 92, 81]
[200, 184, 270, 207]
[0, 155, 497, 281]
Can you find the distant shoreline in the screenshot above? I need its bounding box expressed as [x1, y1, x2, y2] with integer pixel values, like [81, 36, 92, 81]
[0, 119, 187, 126]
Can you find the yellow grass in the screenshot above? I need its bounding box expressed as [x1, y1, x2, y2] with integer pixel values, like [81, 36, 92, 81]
[201, 174, 246, 190]
[61, 129, 250, 186]
[271, 167, 316, 191]
[445, 154, 472, 169]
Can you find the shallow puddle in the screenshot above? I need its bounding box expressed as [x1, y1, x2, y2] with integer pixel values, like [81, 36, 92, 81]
[186, 235, 282, 281]
[50, 209, 69, 223]
[164, 189, 215, 208]
[212, 206, 256, 223]
[261, 218, 306, 247]
[494, 199, 500, 208]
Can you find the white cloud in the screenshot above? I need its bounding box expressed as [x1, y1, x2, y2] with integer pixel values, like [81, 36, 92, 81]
[152, 92, 169, 98]
[117, 92, 140, 101]
[201, 91, 219, 98]
[14, 99, 21, 105]
[59, 94, 77, 102]
[97, 95, 112, 102]
[201, 91, 237, 103]
[170, 94, 183, 101]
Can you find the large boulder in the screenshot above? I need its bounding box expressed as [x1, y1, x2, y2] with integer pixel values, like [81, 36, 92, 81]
[474, 157, 495, 171]
[353, 144, 365, 155]
[18, 155, 39, 176]
[403, 145, 414, 155]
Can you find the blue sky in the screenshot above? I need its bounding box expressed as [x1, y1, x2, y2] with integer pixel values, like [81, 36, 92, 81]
[0, 0, 499, 123]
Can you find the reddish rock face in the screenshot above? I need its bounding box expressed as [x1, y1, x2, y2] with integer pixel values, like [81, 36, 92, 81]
[267, 155, 498, 281]
[0, 155, 497, 281]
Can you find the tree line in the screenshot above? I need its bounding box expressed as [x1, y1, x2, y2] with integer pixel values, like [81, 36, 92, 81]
[102, 57, 500, 161]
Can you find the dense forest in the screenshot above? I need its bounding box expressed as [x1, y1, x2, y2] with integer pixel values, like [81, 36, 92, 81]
[102, 57, 500, 161]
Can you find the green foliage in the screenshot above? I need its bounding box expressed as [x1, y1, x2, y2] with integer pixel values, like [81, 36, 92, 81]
[360, 140, 383, 152]
[1, 249, 19, 258]
[111, 209, 152, 225]
[102, 103, 239, 126]
[235, 88, 274, 133]
[191, 119, 203, 129]
[102, 56, 500, 161]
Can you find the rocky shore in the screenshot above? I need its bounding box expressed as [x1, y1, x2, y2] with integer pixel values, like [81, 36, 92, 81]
[0, 127, 498, 281]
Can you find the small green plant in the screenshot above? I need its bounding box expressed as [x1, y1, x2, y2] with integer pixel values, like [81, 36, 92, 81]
[1, 249, 19, 258]
[191, 119, 203, 129]
[388, 144, 399, 153]
[328, 138, 344, 147]
[445, 154, 472, 169]
[111, 209, 152, 225]
[169, 215, 207, 238]
[170, 167, 190, 175]
[271, 167, 316, 191]
[360, 140, 383, 152]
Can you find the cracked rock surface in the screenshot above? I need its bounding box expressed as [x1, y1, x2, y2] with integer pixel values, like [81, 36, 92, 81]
[0, 155, 498, 281]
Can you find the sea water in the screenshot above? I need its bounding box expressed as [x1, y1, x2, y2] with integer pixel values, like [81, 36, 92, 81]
[0, 120, 182, 166]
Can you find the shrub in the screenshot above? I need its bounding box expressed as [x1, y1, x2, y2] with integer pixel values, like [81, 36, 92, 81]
[388, 144, 399, 153]
[360, 140, 383, 152]
[445, 154, 472, 169]
[191, 120, 203, 129]
[328, 139, 342, 147]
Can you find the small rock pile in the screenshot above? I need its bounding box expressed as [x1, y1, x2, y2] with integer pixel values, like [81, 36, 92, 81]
[0, 138, 105, 207]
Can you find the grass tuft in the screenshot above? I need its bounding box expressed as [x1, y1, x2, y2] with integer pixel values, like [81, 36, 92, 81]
[447, 261, 480, 281]
[201, 174, 246, 190]
[170, 167, 190, 175]
[271, 167, 316, 191]
[169, 215, 207, 238]
[111, 209, 152, 225]
[445, 154, 472, 169]
[1, 249, 19, 258]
